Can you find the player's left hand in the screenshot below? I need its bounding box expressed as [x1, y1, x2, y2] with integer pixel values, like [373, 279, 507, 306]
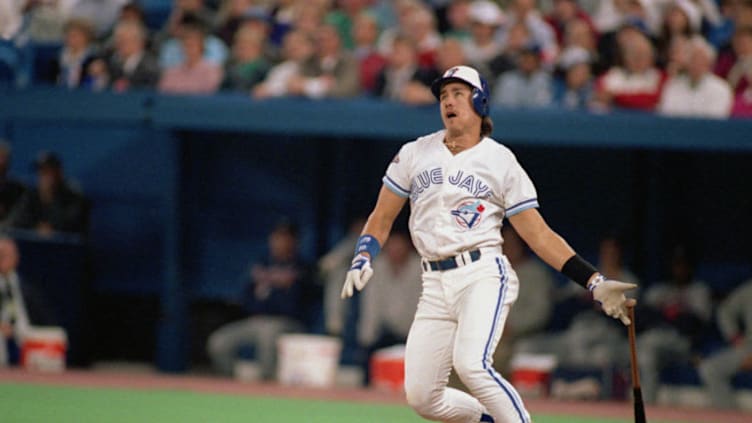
[592, 279, 638, 325]
[340, 254, 373, 299]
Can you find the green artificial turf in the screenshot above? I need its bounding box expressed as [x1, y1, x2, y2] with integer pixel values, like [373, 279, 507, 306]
[0, 382, 667, 423]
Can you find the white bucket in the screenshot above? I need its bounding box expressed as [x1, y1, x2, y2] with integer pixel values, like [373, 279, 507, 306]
[276, 334, 342, 388]
[21, 326, 68, 373]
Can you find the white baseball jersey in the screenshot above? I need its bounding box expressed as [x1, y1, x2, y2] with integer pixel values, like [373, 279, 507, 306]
[382, 129, 539, 260]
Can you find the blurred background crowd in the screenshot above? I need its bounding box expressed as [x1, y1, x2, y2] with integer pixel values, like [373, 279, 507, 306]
[1, 0, 752, 414]
[1, 0, 752, 118]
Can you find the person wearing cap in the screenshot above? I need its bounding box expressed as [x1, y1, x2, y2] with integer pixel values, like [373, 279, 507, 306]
[206, 219, 315, 381]
[341, 65, 636, 423]
[461, 0, 505, 66]
[5, 152, 89, 237]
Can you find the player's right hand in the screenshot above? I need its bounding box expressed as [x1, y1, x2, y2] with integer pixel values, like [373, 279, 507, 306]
[591, 279, 638, 325]
[340, 254, 373, 298]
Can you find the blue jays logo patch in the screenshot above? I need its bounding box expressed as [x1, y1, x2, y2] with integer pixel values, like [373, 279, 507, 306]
[451, 200, 485, 229]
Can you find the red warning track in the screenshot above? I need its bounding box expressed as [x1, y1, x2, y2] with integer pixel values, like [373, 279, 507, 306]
[1, 368, 749, 423]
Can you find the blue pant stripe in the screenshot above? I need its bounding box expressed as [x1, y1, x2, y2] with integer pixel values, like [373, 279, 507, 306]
[481, 257, 527, 423]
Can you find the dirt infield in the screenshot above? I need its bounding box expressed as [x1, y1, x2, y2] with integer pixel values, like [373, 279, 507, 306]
[1, 368, 749, 423]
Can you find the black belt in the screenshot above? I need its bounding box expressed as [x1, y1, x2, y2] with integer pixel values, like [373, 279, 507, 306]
[422, 249, 482, 272]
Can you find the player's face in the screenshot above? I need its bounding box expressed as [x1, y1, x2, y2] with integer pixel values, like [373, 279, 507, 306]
[439, 82, 479, 133]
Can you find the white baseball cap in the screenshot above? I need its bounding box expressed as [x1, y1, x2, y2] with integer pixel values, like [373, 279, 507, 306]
[430, 65, 486, 99]
[468, 0, 505, 26]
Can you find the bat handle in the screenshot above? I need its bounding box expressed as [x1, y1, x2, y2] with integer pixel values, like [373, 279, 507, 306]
[628, 305, 640, 388]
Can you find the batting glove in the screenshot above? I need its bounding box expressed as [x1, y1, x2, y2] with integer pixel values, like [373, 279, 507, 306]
[590, 276, 638, 325]
[341, 254, 373, 298]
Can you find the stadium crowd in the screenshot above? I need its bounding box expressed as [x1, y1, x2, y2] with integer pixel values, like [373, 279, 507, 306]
[1, 0, 752, 118]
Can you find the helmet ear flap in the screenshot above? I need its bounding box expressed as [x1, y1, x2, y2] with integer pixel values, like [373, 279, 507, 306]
[471, 81, 489, 117]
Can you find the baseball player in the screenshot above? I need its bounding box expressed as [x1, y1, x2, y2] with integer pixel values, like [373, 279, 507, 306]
[341, 65, 637, 423]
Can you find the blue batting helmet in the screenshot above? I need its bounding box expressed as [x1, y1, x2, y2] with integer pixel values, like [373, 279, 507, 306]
[430, 65, 490, 117]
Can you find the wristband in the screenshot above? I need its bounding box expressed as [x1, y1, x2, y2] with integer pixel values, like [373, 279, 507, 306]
[587, 273, 606, 292]
[354, 234, 381, 259]
[561, 254, 598, 289]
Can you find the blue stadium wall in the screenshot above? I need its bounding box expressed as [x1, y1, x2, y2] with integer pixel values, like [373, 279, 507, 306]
[1, 89, 751, 371]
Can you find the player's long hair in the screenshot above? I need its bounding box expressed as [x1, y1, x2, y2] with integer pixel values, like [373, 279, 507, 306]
[481, 117, 493, 137]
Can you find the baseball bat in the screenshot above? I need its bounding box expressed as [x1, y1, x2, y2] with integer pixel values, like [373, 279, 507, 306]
[627, 305, 647, 423]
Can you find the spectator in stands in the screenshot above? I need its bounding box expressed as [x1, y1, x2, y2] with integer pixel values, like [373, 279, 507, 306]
[493, 43, 553, 108]
[488, 22, 533, 78]
[405, 5, 442, 68]
[493, 226, 555, 375]
[698, 278, 752, 409]
[99, 2, 152, 54]
[545, 0, 599, 47]
[720, 26, 752, 97]
[663, 34, 691, 77]
[252, 29, 318, 99]
[206, 220, 312, 380]
[22, 0, 71, 43]
[373, 35, 438, 105]
[351, 11, 387, 94]
[658, 36, 733, 119]
[158, 0, 216, 47]
[592, 0, 651, 35]
[637, 244, 712, 404]
[214, 0, 259, 46]
[55, 18, 99, 89]
[66, 0, 128, 39]
[553, 46, 595, 109]
[291, 1, 327, 36]
[708, 0, 752, 49]
[592, 31, 666, 112]
[0, 0, 25, 40]
[655, 0, 701, 68]
[498, 0, 559, 66]
[322, 0, 370, 50]
[461, 0, 505, 67]
[220, 25, 270, 93]
[443, 0, 473, 41]
[562, 18, 604, 74]
[595, 11, 652, 73]
[397, 37, 479, 105]
[0, 141, 26, 223]
[89, 21, 161, 92]
[731, 86, 752, 117]
[377, 0, 422, 57]
[6, 151, 89, 237]
[158, 17, 223, 94]
[357, 230, 421, 363]
[286, 24, 360, 99]
[158, 14, 228, 70]
[436, 37, 476, 75]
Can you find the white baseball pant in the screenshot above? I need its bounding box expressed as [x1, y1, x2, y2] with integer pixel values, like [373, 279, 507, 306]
[404, 249, 531, 423]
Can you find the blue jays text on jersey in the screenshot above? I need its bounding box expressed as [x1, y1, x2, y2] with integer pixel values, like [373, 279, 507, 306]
[411, 167, 493, 201]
